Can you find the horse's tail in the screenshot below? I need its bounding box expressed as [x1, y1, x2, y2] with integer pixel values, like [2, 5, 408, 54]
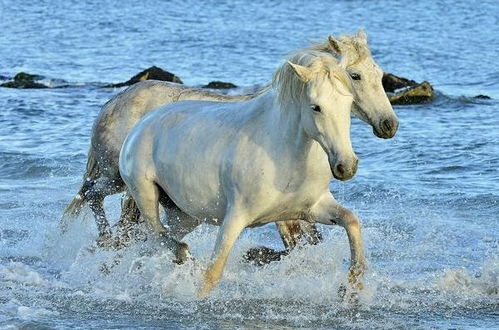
[60, 149, 100, 229]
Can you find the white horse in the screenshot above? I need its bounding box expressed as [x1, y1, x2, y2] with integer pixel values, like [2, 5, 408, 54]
[119, 48, 365, 297]
[61, 30, 398, 253]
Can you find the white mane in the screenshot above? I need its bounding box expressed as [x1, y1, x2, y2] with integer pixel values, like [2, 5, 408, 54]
[272, 49, 352, 106]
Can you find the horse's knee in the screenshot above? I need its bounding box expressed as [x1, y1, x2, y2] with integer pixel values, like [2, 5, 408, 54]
[339, 209, 360, 229]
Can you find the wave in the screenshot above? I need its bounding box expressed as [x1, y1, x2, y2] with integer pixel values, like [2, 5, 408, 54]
[0, 151, 77, 179]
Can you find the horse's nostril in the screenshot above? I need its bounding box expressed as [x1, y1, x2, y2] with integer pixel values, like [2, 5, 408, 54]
[336, 164, 345, 175]
[382, 119, 392, 133]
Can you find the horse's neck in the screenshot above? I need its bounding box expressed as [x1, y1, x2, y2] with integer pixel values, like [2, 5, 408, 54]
[261, 95, 318, 167]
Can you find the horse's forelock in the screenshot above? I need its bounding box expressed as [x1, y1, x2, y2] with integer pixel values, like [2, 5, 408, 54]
[273, 50, 338, 106]
[310, 34, 372, 67]
[338, 35, 372, 66]
[330, 66, 354, 96]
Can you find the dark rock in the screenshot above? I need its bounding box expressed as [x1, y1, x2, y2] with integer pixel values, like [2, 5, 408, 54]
[1, 81, 48, 89]
[108, 66, 183, 87]
[473, 94, 491, 99]
[389, 81, 434, 105]
[242, 246, 288, 266]
[14, 72, 44, 82]
[203, 81, 237, 89]
[0, 71, 48, 89]
[382, 73, 417, 93]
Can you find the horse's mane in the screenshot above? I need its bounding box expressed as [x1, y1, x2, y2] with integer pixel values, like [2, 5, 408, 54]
[310, 34, 371, 67]
[272, 48, 352, 106]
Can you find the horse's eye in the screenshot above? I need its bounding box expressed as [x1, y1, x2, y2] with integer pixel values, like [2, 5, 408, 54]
[350, 73, 361, 80]
[311, 105, 321, 112]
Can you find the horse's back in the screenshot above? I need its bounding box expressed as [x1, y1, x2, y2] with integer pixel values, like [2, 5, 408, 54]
[91, 81, 255, 175]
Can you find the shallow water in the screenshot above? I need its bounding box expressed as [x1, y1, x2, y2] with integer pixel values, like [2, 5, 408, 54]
[1, 0, 498, 328]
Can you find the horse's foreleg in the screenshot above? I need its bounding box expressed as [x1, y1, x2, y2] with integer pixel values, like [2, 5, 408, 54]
[313, 194, 366, 289]
[198, 215, 247, 298]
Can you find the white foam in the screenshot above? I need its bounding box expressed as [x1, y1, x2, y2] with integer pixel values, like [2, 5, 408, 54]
[0, 299, 59, 320]
[436, 257, 499, 295]
[0, 262, 48, 287]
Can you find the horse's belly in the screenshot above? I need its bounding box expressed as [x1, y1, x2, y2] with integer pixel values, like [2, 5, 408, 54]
[162, 174, 226, 222]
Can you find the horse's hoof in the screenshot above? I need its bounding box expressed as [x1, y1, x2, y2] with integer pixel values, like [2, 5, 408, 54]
[348, 264, 366, 288]
[338, 283, 347, 300]
[96, 231, 114, 249]
[197, 269, 218, 298]
[172, 242, 192, 265]
[337, 283, 361, 304]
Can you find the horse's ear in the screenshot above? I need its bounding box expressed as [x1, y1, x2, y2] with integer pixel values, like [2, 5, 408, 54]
[328, 36, 342, 54]
[288, 61, 312, 82]
[357, 29, 368, 42]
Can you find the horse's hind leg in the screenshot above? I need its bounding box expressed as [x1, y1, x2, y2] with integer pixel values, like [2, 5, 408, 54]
[85, 175, 125, 247]
[276, 220, 322, 250]
[113, 189, 144, 248]
[87, 191, 113, 246]
[127, 179, 190, 263]
[157, 190, 200, 241]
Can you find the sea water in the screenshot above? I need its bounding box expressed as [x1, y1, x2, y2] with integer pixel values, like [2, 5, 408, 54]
[0, 0, 498, 328]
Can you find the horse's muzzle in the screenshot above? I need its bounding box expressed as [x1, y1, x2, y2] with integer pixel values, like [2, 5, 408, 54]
[332, 157, 358, 181]
[374, 117, 399, 139]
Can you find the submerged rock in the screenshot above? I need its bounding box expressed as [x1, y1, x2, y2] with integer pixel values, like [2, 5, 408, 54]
[382, 72, 435, 105]
[203, 81, 237, 89]
[388, 81, 434, 105]
[1, 72, 48, 89]
[473, 94, 491, 99]
[108, 66, 183, 87]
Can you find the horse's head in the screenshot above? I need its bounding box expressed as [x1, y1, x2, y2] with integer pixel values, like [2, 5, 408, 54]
[326, 30, 399, 139]
[283, 52, 358, 181]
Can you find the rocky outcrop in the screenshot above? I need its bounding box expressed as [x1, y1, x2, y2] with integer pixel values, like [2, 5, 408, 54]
[1, 72, 48, 89]
[383, 73, 435, 105]
[202, 81, 237, 89]
[108, 66, 183, 87]
[388, 81, 434, 105]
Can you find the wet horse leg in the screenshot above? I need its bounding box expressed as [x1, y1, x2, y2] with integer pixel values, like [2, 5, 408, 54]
[114, 188, 200, 249]
[312, 194, 366, 289]
[126, 178, 190, 264]
[157, 188, 200, 246]
[86, 175, 125, 247]
[198, 210, 247, 298]
[113, 189, 144, 247]
[276, 220, 322, 250]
